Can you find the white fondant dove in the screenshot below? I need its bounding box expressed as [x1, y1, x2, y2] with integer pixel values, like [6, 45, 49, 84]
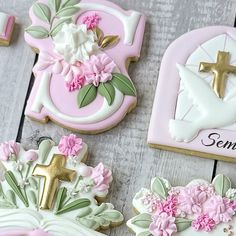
[169, 64, 236, 142]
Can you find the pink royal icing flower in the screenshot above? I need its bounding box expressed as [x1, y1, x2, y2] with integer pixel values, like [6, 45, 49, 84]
[0, 140, 20, 161]
[176, 185, 213, 216]
[82, 13, 101, 30]
[157, 195, 178, 217]
[66, 74, 85, 92]
[192, 214, 216, 232]
[141, 192, 161, 213]
[149, 212, 177, 236]
[91, 163, 112, 192]
[58, 134, 83, 157]
[204, 195, 235, 224]
[83, 54, 116, 86]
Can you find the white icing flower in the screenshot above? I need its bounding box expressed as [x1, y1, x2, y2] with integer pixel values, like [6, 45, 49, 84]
[53, 23, 99, 64]
[226, 188, 236, 200]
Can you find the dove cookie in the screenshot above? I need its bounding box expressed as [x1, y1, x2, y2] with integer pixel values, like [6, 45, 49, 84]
[148, 26, 236, 162]
[0, 134, 123, 236]
[24, 0, 146, 133]
[127, 174, 236, 236]
[0, 12, 15, 46]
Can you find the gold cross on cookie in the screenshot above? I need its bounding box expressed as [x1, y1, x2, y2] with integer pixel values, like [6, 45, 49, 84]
[33, 154, 76, 209]
[199, 51, 236, 98]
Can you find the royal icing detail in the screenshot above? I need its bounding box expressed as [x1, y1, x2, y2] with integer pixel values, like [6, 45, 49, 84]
[148, 26, 236, 161]
[0, 135, 123, 236]
[0, 12, 15, 45]
[127, 175, 236, 236]
[25, 0, 146, 133]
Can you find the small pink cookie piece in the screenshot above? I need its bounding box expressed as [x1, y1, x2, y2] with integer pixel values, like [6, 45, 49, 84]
[0, 135, 123, 235]
[127, 174, 236, 236]
[0, 12, 15, 46]
[148, 26, 236, 162]
[24, 0, 146, 133]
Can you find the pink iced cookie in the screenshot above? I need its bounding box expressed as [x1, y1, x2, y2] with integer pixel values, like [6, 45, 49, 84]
[0, 12, 15, 46]
[0, 135, 123, 236]
[127, 174, 236, 236]
[24, 0, 146, 133]
[148, 26, 236, 162]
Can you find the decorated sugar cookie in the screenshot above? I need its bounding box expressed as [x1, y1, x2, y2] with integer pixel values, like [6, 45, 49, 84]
[0, 12, 15, 46]
[148, 26, 236, 162]
[0, 134, 123, 236]
[24, 0, 145, 133]
[127, 174, 236, 236]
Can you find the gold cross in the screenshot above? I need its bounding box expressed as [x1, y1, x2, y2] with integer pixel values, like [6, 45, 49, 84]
[199, 51, 236, 98]
[33, 154, 76, 210]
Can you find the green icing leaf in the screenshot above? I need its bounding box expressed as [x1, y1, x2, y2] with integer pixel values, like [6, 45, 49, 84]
[5, 171, 29, 207]
[49, 0, 62, 12]
[76, 207, 93, 218]
[137, 232, 153, 236]
[213, 174, 231, 197]
[0, 183, 4, 198]
[39, 139, 55, 163]
[111, 73, 136, 96]
[78, 218, 98, 229]
[5, 190, 17, 206]
[100, 210, 123, 221]
[93, 203, 108, 215]
[175, 218, 192, 232]
[55, 187, 67, 212]
[56, 6, 80, 17]
[28, 190, 37, 206]
[77, 84, 97, 108]
[50, 18, 71, 37]
[0, 201, 16, 209]
[131, 213, 152, 229]
[61, 0, 79, 8]
[28, 177, 38, 190]
[151, 177, 168, 199]
[33, 2, 51, 23]
[56, 198, 90, 215]
[25, 26, 49, 39]
[98, 82, 115, 105]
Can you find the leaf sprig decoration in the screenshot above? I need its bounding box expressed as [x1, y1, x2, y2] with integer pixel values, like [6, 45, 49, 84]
[5, 171, 29, 207]
[76, 203, 123, 230]
[26, 0, 79, 39]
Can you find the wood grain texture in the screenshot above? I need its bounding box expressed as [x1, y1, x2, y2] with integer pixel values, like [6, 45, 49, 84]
[0, 0, 235, 235]
[0, 0, 36, 141]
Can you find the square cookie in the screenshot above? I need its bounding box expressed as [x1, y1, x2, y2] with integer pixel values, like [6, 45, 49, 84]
[0, 12, 15, 46]
[148, 26, 236, 162]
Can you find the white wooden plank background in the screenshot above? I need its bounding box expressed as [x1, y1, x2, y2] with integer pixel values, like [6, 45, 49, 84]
[0, 0, 236, 235]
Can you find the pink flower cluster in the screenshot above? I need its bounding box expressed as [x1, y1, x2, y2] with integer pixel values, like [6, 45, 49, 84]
[65, 54, 116, 91]
[0, 140, 20, 161]
[58, 134, 83, 157]
[91, 163, 112, 192]
[146, 183, 236, 236]
[192, 214, 216, 231]
[149, 212, 177, 236]
[83, 54, 116, 87]
[82, 13, 101, 30]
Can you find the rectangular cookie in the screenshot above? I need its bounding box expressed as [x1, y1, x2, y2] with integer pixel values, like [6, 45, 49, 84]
[0, 12, 15, 46]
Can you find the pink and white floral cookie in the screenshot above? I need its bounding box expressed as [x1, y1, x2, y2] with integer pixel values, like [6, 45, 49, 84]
[0, 134, 123, 236]
[127, 175, 236, 236]
[0, 12, 15, 46]
[24, 0, 146, 133]
[148, 26, 236, 162]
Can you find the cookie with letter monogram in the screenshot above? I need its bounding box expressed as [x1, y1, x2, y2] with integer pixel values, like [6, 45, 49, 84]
[24, 0, 146, 133]
[148, 26, 236, 162]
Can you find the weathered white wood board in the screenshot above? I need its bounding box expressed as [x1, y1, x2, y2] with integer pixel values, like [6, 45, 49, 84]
[1, 0, 236, 235]
[0, 0, 36, 141]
